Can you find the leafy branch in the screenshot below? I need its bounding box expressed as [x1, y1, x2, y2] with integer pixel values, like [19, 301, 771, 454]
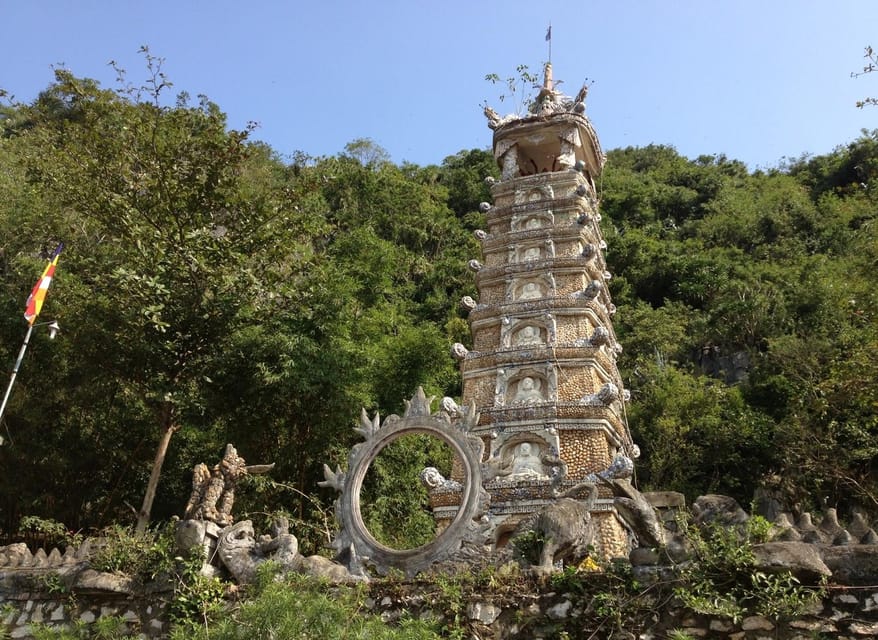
[483, 64, 541, 116]
[852, 45, 878, 108]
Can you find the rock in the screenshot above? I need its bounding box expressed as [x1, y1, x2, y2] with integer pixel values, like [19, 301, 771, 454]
[467, 601, 500, 624]
[775, 527, 802, 542]
[691, 495, 748, 527]
[752, 481, 786, 522]
[741, 615, 774, 631]
[819, 508, 843, 538]
[297, 554, 362, 583]
[752, 542, 832, 582]
[644, 492, 685, 509]
[822, 546, 878, 585]
[848, 512, 872, 540]
[0, 544, 31, 568]
[74, 569, 136, 593]
[663, 535, 690, 563]
[850, 621, 878, 635]
[546, 599, 572, 619]
[802, 529, 825, 544]
[796, 512, 817, 532]
[833, 530, 854, 546]
[773, 512, 795, 528]
[629, 547, 659, 566]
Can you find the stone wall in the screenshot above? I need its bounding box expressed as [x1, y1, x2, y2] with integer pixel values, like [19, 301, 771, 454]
[4, 570, 878, 639]
[1, 580, 170, 639]
[0, 543, 170, 639]
[366, 582, 878, 640]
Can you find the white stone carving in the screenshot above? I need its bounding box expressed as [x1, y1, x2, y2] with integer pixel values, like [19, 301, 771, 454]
[518, 281, 544, 301]
[450, 343, 469, 360]
[500, 314, 556, 349]
[513, 324, 545, 347]
[511, 211, 555, 231]
[512, 376, 544, 405]
[420, 467, 462, 492]
[508, 442, 548, 480]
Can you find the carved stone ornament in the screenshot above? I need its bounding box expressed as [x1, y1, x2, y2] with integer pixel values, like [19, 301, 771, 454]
[184, 444, 274, 526]
[320, 388, 490, 577]
[450, 342, 469, 360]
[582, 280, 603, 300]
[460, 296, 478, 311]
[589, 326, 611, 347]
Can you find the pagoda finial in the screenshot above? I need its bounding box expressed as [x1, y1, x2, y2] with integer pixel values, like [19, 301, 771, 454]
[543, 62, 554, 92]
[536, 62, 557, 107]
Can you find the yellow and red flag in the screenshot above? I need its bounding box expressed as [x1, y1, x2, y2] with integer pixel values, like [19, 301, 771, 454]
[24, 244, 63, 326]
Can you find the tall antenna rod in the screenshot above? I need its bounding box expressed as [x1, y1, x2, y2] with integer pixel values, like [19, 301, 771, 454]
[546, 23, 552, 63]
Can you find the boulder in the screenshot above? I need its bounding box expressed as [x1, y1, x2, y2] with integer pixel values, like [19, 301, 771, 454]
[752, 542, 831, 582]
[821, 545, 878, 585]
[74, 569, 137, 593]
[691, 495, 748, 527]
[643, 491, 685, 509]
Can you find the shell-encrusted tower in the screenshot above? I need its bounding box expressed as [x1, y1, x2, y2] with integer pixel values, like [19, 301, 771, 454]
[450, 64, 636, 558]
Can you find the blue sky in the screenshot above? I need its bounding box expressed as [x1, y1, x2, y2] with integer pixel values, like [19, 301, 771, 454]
[2, 0, 877, 169]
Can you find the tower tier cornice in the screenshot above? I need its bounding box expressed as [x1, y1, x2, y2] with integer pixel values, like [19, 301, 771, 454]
[479, 225, 600, 252]
[488, 170, 593, 202]
[466, 297, 617, 327]
[473, 256, 609, 286]
[484, 197, 599, 224]
[459, 346, 618, 374]
[476, 403, 627, 433]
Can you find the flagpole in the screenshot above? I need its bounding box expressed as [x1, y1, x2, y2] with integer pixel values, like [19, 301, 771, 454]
[2, 242, 64, 445]
[0, 324, 35, 444]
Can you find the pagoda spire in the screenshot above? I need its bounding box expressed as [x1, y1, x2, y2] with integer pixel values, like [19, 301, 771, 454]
[534, 62, 560, 111]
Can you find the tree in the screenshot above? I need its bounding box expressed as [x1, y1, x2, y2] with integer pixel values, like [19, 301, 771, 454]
[6, 57, 306, 531]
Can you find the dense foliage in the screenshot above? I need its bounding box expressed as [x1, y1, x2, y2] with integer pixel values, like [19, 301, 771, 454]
[0, 60, 876, 548]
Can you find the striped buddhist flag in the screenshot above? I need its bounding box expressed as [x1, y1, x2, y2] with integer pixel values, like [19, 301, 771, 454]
[24, 243, 63, 326]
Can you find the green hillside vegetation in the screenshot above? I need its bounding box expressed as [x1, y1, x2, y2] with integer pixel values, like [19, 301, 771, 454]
[0, 63, 876, 548]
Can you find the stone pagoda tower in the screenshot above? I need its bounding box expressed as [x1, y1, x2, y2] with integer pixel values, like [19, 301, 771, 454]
[323, 63, 642, 575]
[449, 63, 636, 558]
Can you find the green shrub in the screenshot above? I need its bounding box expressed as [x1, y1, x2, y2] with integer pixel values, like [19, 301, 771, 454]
[674, 515, 823, 622]
[89, 523, 175, 580]
[172, 573, 442, 640]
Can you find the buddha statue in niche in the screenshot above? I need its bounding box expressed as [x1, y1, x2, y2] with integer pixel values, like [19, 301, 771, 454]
[518, 281, 543, 301]
[521, 245, 541, 261]
[508, 442, 547, 480]
[512, 376, 544, 404]
[514, 324, 544, 347]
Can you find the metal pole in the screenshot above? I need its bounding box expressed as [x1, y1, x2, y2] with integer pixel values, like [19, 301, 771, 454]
[0, 324, 35, 444]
